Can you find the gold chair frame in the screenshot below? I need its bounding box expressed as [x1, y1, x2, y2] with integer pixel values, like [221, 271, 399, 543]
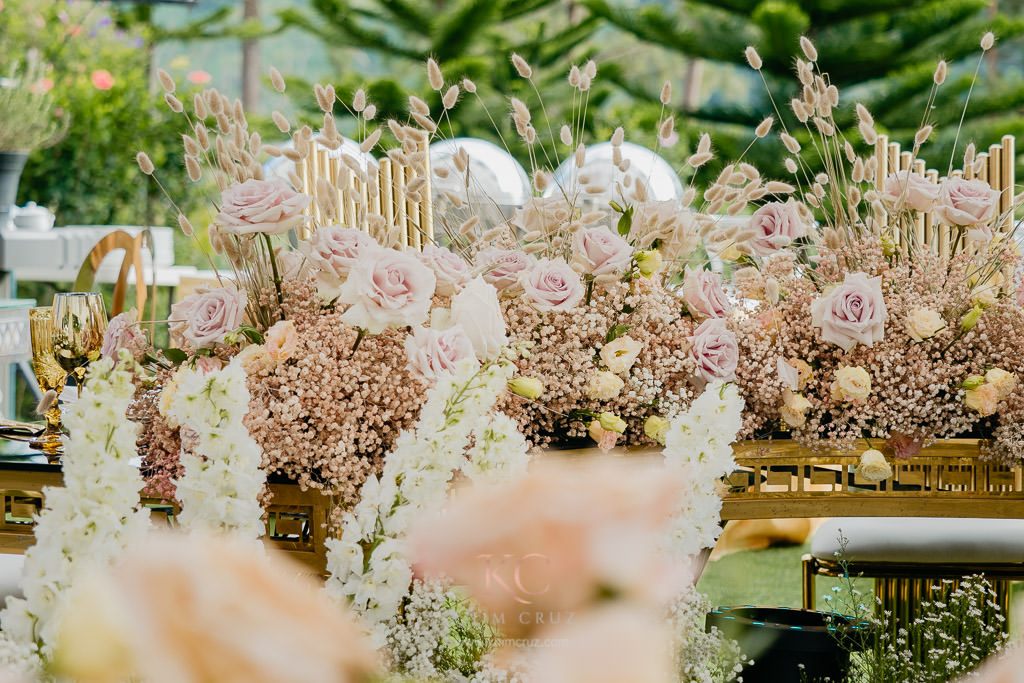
[72, 229, 157, 321]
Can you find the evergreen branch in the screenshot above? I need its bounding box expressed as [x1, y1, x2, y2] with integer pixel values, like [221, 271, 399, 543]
[431, 0, 500, 62]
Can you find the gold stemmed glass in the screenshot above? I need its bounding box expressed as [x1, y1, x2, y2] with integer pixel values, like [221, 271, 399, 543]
[28, 307, 68, 452]
[51, 292, 108, 388]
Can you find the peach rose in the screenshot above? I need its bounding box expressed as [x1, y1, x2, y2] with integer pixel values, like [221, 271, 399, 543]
[520, 259, 584, 312]
[681, 267, 731, 319]
[810, 272, 887, 352]
[779, 389, 811, 427]
[215, 179, 310, 236]
[746, 202, 806, 256]
[882, 170, 939, 212]
[265, 320, 298, 363]
[571, 226, 632, 278]
[965, 382, 1000, 416]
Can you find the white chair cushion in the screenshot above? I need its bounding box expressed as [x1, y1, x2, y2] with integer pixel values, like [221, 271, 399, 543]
[0, 554, 24, 604]
[811, 517, 1024, 564]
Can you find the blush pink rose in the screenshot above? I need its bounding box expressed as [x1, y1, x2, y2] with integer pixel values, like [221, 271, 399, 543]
[101, 308, 148, 361]
[215, 179, 311, 236]
[419, 245, 470, 296]
[690, 318, 738, 382]
[934, 177, 1000, 228]
[886, 432, 923, 461]
[299, 224, 378, 295]
[338, 247, 436, 334]
[265, 320, 298, 363]
[681, 267, 731, 319]
[476, 247, 535, 292]
[520, 259, 585, 312]
[882, 170, 940, 212]
[403, 325, 476, 382]
[169, 286, 247, 350]
[810, 272, 888, 352]
[746, 202, 806, 256]
[571, 225, 632, 277]
[194, 356, 224, 375]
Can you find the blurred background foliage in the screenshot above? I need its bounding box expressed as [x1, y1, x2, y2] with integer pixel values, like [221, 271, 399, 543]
[3, 0, 1024, 252]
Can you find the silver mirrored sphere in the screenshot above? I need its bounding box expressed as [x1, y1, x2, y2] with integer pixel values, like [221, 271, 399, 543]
[544, 141, 684, 210]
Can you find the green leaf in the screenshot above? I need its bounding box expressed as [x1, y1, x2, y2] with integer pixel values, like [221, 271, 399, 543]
[162, 348, 188, 365]
[605, 324, 632, 343]
[616, 206, 634, 236]
[239, 325, 265, 344]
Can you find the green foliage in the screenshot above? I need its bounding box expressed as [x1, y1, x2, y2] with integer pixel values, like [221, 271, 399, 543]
[0, 50, 67, 152]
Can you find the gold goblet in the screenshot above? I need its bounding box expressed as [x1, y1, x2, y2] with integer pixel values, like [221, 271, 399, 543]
[28, 306, 67, 453]
[52, 292, 108, 388]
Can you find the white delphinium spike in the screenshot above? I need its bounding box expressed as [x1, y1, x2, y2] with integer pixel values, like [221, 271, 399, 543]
[800, 36, 818, 62]
[360, 129, 382, 154]
[427, 58, 444, 90]
[559, 124, 572, 146]
[269, 66, 286, 92]
[165, 93, 184, 113]
[934, 60, 948, 85]
[914, 125, 933, 147]
[744, 46, 763, 70]
[659, 116, 674, 140]
[611, 127, 625, 146]
[136, 152, 155, 175]
[660, 81, 672, 105]
[353, 88, 366, 112]
[755, 117, 774, 138]
[981, 32, 995, 51]
[157, 68, 175, 93]
[442, 85, 459, 110]
[409, 96, 430, 116]
[784, 157, 798, 174]
[511, 53, 532, 78]
[781, 133, 801, 154]
[462, 78, 477, 93]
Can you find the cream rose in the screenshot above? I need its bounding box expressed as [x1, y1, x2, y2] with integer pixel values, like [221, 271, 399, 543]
[338, 247, 436, 334]
[856, 449, 893, 482]
[965, 383, 999, 416]
[169, 286, 247, 350]
[419, 245, 470, 296]
[404, 325, 476, 383]
[571, 226, 632, 278]
[682, 267, 731, 319]
[235, 344, 274, 375]
[882, 170, 940, 213]
[299, 224, 378, 297]
[265, 320, 298, 363]
[689, 318, 738, 383]
[905, 307, 945, 342]
[215, 179, 310, 235]
[810, 272, 888, 352]
[450, 277, 507, 361]
[600, 335, 643, 375]
[476, 247, 535, 293]
[520, 259, 584, 312]
[791, 358, 813, 389]
[780, 389, 812, 428]
[985, 368, 1018, 400]
[830, 365, 871, 403]
[746, 202, 807, 257]
[935, 177, 1000, 229]
[586, 370, 625, 400]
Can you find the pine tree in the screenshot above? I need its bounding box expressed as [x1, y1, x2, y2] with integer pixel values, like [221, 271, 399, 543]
[586, 0, 1024, 176]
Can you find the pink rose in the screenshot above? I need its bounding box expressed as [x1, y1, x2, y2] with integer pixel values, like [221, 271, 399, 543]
[450, 277, 507, 361]
[194, 356, 223, 375]
[215, 179, 311, 236]
[403, 325, 476, 382]
[882, 170, 940, 213]
[169, 286, 247, 350]
[101, 308, 147, 361]
[419, 245, 470, 296]
[338, 248, 436, 334]
[520, 259, 585, 312]
[681, 267, 731, 319]
[265, 320, 298, 363]
[934, 177, 1000, 228]
[886, 432, 923, 461]
[475, 247, 535, 292]
[690, 318, 738, 382]
[571, 225, 632, 277]
[299, 224, 378, 295]
[746, 202, 806, 256]
[810, 272, 888, 352]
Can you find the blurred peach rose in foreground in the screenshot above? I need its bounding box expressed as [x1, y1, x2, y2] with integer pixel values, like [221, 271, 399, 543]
[53, 533, 379, 683]
[411, 456, 689, 638]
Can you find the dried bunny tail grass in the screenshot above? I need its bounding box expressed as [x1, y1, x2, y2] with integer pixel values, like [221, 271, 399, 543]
[914, 125, 933, 147]
[427, 57, 444, 90]
[934, 60, 948, 85]
[584, 59, 597, 79]
[462, 78, 477, 93]
[363, 104, 377, 120]
[791, 99, 810, 123]
[442, 84, 459, 110]
[981, 32, 995, 51]
[459, 216, 480, 236]
[194, 123, 210, 150]
[157, 68, 175, 93]
[755, 117, 774, 138]
[409, 95, 430, 116]
[799, 36, 818, 62]
[182, 135, 201, 157]
[781, 133, 801, 154]
[855, 103, 874, 127]
[611, 127, 625, 147]
[784, 157, 798, 174]
[192, 93, 208, 120]
[812, 116, 834, 136]
[164, 93, 184, 113]
[559, 124, 572, 146]
[271, 110, 290, 134]
[136, 152, 155, 175]
[510, 97, 531, 122]
[412, 111, 437, 133]
[511, 53, 532, 78]
[844, 140, 856, 163]
[352, 88, 366, 113]
[185, 156, 201, 182]
[764, 181, 796, 194]
[659, 115, 674, 139]
[575, 143, 586, 168]
[964, 142, 977, 168]
[533, 170, 550, 192]
[744, 46, 763, 70]
[177, 214, 194, 236]
[269, 66, 286, 93]
[360, 129, 382, 154]
[660, 81, 672, 105]
[858, 120, 878, 145]
[568, 65, 581, 87]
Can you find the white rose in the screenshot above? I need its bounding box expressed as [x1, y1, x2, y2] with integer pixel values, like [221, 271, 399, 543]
[905, 307, 945, 342]
[450, 277, 507, 361]
[586, 370, 625, 400]
[856, 449, 893, 482]
[882, 170, 940, 213]
[600, 335, 643, 375]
